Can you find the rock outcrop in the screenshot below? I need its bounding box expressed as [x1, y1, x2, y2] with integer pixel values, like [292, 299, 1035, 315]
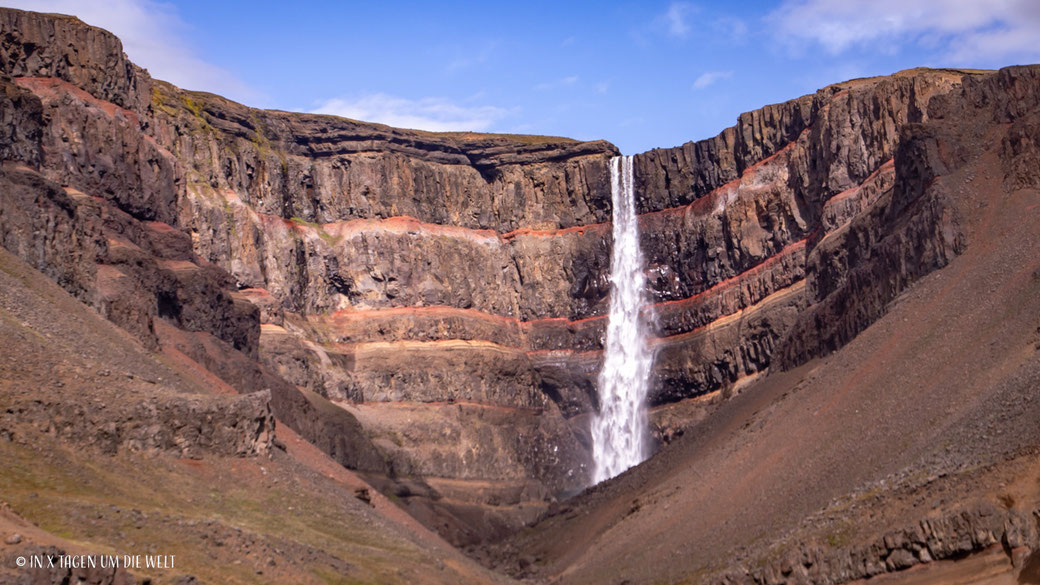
[0, 241, 276, 462]
[1, 388, 274, 458]
[715, 503, 1040, 585]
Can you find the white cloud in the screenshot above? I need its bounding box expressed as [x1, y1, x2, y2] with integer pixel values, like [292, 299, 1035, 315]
[693, 71, 733, 89]
[311, 93, 511, 132]
[665, 2, 694, 38]
[4, 0, 258, 102]
[770, 0, 1040, 63]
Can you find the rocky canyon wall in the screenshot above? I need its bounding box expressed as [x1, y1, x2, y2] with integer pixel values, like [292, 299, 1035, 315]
[0, 6, 1010, 545]
[0, 9, 385, 477]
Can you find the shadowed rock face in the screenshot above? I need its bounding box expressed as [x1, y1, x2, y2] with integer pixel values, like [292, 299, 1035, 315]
[632, 71, 954, 214]
[0, 6, 1024, 548]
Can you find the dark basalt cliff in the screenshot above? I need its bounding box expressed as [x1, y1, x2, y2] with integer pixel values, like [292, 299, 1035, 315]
[489, 60, 1040, 585]
[1, 6, 1034, 556]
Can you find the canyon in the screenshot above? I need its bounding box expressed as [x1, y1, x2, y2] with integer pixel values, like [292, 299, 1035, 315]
[0, 7, 1039, 585]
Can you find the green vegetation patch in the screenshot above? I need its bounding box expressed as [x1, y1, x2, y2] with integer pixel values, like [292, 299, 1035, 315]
[151, 86, 215, 135]
[289, 217, 342, 246]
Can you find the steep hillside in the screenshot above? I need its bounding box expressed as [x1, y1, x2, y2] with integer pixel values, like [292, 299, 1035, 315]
[0, 245, 514, 585]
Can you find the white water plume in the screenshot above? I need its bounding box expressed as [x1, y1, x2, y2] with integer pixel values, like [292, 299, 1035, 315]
[590, 155, 656, 483]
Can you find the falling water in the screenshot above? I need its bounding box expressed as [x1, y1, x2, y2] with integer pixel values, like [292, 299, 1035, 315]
[591, 155, 656, 483]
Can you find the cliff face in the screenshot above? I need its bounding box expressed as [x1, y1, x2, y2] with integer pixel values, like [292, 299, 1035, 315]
[491, 61, 1040, 585]
[0, 6, 1020, 548]
[0, 7, 615, 543]
[630, 70, 971, 404]
[0, 9, 384, 478]
[150, 82, 619, 320]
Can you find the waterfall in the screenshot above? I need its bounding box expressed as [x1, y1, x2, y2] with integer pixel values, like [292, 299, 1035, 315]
[591, 155, 656, 483]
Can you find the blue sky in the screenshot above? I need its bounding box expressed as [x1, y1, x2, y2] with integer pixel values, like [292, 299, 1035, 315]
[6, 1, 1040, 153]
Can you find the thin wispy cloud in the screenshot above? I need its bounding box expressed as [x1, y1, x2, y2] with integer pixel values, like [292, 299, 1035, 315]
[637, 3, 750, 47]
[445, 41, 499, 73]
[665, 2, 694, 38]
[692, 71, 733, 89]
[713, 16, 749, 43]
[446, 55, 481, 73]
[4, 0, 259, 103]
[770, 0, 1040, 63]
[312, 93, 511, 132]
[534, 76, 579, 91]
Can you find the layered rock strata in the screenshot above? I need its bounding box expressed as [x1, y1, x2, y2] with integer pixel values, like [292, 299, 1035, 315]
[0, 10, 385, 482]
[487, 60, 1040, 585]
[0, 6, 1010, 544]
